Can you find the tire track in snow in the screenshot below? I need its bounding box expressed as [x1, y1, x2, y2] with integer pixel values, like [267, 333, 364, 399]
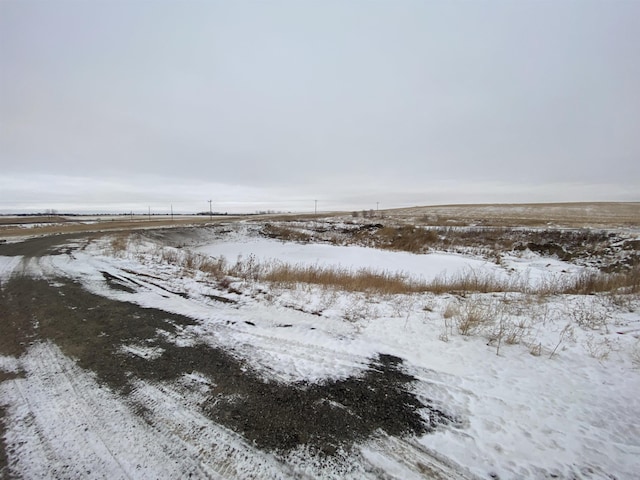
[128, 380, 292, 479]
[1, 342, 194, 479]
[361, 435, 480, 480]
[29, 341, 133, 478]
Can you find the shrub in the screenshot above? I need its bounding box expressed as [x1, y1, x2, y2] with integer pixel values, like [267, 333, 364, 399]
[566, 298, 609, 332]
[454, 300, 494, 336]
[584, 335, 614, 361]
[529, 342, 543, 356]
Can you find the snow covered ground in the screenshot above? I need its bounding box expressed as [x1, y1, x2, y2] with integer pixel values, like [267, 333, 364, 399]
[1, 225, 639, 479]
[197, 236, 505, 281]
[195, 232, 586, 288]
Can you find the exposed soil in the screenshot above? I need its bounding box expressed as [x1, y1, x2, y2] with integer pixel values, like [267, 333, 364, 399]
[0, 275, 448, 457]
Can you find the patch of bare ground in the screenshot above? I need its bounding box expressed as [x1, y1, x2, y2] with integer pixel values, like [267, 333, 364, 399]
[0, 233, 99, 257]
[0, 274, 451, 459]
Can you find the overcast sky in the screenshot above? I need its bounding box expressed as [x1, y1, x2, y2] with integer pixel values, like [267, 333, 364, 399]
[1, 0, 639, 213]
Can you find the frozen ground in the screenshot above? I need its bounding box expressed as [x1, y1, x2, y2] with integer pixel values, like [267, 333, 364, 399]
[1, 223, 639, 479]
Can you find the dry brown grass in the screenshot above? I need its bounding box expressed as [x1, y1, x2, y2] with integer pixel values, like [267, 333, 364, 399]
[159, 249, 229, 281]
[258, 262, 640, 297]
[262, 264, 427, 295]
[561, 267, 640, 295]
[108, 233, 131, 256]
[388, 202, 640, 228]
[428, 271, 524, 295]
[454, 300, 496, 336]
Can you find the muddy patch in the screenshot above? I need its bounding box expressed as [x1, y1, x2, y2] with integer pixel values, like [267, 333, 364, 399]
[0, 275, 451, 457]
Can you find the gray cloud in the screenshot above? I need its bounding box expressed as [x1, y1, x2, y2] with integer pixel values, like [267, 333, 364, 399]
[1, 1, 639, 212]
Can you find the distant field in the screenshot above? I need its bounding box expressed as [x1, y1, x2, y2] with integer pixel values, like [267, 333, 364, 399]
[0, 214, 239, 238]
[389, 202, 640, 227]
[1, 203, 639, 239]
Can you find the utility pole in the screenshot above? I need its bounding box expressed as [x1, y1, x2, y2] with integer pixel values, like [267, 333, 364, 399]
[314, 200, 317, 215]
[148, 206, 151, 221]
[208, 200, 213, 220]
[171, 204, 174, 222]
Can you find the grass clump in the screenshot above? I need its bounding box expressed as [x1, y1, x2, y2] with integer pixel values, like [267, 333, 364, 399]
[108, 233, 131, 256]
[455, 300, 494, 336]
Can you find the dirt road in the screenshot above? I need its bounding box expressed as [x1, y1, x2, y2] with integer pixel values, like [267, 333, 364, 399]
[0, 232, 472, 479]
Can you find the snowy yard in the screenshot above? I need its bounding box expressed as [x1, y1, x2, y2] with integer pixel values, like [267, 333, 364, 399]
[1, 220, 639, 479]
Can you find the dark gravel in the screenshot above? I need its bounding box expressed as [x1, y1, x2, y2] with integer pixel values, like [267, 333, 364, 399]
[1, 272, 450, 459]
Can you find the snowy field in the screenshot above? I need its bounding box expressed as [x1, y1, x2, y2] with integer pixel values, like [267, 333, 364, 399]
[1, 221, 639, 479]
